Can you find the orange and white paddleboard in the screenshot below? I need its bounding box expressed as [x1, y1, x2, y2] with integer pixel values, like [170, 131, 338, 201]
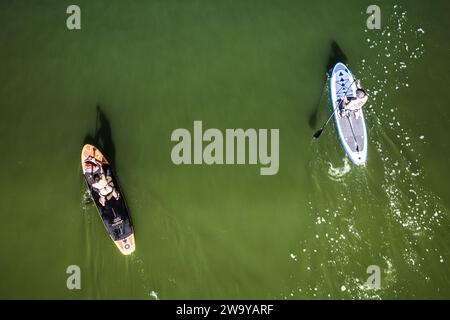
[81, 144, 135, 255]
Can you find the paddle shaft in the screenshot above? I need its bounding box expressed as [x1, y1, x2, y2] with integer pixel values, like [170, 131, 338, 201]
[346, 113, 360, 152]
[322, 101, 341, 130]
[316, 73, 330, 112]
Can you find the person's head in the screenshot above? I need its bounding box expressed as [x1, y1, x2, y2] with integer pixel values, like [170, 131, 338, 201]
[356, 89, 366, 99]
[93, 174, 100, 183]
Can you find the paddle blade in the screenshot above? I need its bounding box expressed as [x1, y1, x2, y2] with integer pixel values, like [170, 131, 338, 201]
[313, 129, 323, 139]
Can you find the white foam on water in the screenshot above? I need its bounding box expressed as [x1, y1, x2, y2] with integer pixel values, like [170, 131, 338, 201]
[341, 256, 397, 300]
[81, 188, 93, 212]
[327, 158, 351, 181]
[149, 290, 159, 300]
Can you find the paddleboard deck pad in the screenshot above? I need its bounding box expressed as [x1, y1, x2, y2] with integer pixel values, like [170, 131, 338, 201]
[81, 144, 135, 255]
[330, 62, 368, 165]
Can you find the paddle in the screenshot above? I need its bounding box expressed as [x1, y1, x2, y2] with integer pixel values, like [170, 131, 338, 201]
[315, 73, 330, 114]
[312, 77, 358, 139]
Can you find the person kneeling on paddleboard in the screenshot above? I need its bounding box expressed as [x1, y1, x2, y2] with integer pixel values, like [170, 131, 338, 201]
[92, 173, 120, 206]
[340, 85, 368, 118]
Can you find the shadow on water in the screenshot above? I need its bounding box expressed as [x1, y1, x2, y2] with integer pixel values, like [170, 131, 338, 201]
[308, 41, 348, 129]
[326, 41, 348, 72]
[83, 104, 116, 166]
[308, 109, 319, 130]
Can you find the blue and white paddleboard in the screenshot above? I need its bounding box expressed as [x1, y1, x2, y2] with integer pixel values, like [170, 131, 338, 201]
[330, 62, 368, 165]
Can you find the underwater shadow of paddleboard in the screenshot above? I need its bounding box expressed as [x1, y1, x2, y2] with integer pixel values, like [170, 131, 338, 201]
[308, 108, 319, 130]
[83, 104, 116, 167]
[308, 41, 349, 129]
[326, 41, 348, 72]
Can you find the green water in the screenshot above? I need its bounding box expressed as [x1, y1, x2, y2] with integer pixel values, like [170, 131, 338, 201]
[0, 0, 449, 299]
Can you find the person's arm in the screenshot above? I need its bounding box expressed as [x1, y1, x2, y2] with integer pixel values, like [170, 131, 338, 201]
[360, 95, 368, 106]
